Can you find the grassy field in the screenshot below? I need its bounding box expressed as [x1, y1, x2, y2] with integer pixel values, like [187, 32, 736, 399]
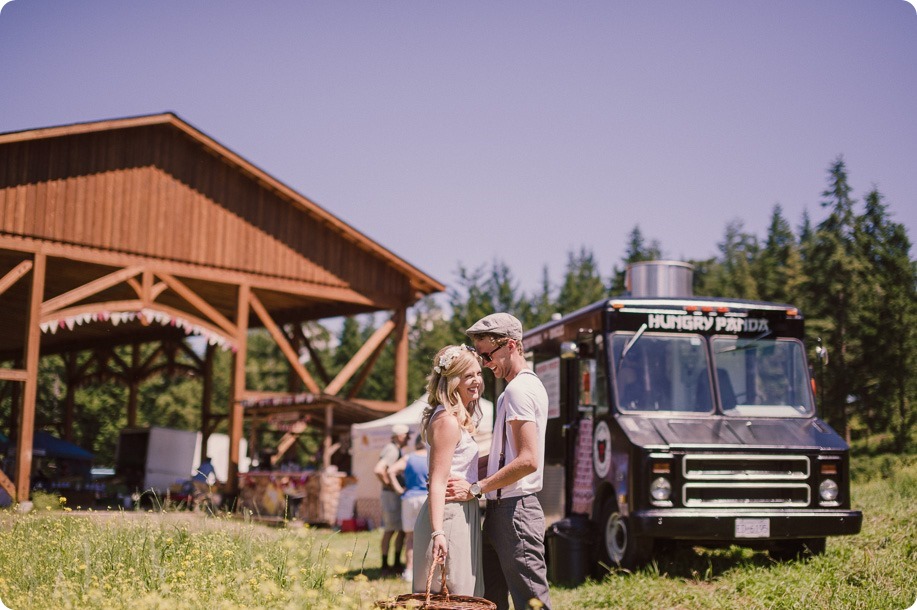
[1, 454, 914, 610]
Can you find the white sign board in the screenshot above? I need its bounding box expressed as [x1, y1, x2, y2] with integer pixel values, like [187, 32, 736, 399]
[535, 358, 561, 419]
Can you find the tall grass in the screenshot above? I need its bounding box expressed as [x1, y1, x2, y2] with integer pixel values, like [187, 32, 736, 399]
[1, 455, 914, 609]
[0, 510, 401, 609]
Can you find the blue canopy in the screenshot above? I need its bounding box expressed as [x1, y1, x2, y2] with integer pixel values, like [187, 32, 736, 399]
[1, 430, 94, 462]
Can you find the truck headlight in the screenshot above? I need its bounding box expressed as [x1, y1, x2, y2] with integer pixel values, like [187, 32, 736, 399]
[650, 477, 672, 501]
[819, 478, 839, 502]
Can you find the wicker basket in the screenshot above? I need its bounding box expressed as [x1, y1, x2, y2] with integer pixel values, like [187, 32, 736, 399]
[375, 557, 496, 610]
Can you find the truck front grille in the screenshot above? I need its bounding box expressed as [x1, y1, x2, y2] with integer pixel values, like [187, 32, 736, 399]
[683, 482, 810, 507]
[680, 454, 811, 508]
[683, 454, 809, 480]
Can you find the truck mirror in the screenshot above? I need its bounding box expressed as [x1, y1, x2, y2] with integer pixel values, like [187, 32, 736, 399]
[577, 329, 596, 358]
[560, 341, 579, 359]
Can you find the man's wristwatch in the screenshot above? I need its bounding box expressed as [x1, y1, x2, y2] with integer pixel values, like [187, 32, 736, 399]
[469, 482, 483, 499]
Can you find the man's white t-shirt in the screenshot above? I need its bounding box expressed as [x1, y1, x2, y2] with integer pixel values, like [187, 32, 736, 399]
[485, 368, 549, 500]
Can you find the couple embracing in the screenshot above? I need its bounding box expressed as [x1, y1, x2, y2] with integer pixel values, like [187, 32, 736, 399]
[412, 313, 552, 610]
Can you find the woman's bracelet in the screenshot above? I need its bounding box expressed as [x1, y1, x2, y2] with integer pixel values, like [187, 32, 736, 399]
[431, 530, 445, 539]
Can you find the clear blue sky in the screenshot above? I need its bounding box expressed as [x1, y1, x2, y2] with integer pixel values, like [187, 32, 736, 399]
[2, 0, 915, 296]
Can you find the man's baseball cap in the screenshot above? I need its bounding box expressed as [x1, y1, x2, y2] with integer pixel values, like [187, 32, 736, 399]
[465, 313, 523, 341]
[391, 424, 409, 436]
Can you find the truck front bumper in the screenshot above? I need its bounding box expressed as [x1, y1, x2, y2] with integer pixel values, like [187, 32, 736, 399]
[632, 508, 862, 540]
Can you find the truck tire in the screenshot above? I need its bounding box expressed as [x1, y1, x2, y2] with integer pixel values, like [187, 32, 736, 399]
[598, 499, 652, 571]
[769, 537, 826, 561]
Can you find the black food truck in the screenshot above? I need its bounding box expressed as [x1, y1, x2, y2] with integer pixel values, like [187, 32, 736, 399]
[528, 262, 861, 574]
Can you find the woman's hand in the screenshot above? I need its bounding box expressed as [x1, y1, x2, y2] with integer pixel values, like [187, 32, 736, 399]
[432, 532, 448, 561]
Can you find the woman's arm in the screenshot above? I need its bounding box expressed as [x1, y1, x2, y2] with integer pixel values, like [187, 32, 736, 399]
[427, 409, 461, 559]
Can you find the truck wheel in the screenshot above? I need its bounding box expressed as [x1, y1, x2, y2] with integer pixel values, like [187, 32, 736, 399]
[598, 500, 652, 571]
[770, 537, 826, 561]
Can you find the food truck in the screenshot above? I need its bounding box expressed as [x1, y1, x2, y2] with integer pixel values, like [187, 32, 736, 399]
[529, 261, 862, 571]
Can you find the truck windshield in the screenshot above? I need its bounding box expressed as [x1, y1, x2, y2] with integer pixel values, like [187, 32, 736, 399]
[711, 337, 814, 417]
[612, 333, 712, 413]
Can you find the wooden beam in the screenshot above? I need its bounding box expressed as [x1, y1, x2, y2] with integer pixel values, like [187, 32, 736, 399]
[248, 291, 321, 394]
[289, 324, 331, 385]
[16, 251, 45, 503]
[0, 260, 32, 297]
[0, 234, 398, 308]
[155, 271, 238, 337]
[352, 399, 402, 413]
[0, 369, 28, 382]
[0, 469, 15, 503]
[40, 266, 143, 316]
[39, 300, 145, 324]
[345, 338, 386, 400]
[270, 420, 308, 466]
[324, 317, 397, 396]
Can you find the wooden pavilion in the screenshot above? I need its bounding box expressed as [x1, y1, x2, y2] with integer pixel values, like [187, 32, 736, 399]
[0, 113, 444, 504]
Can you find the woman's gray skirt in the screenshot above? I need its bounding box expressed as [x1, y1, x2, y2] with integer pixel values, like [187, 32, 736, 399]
[412, 498, 483, 597]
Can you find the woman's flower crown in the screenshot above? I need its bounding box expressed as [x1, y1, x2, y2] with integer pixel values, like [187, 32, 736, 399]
[433, 345, 474, 375]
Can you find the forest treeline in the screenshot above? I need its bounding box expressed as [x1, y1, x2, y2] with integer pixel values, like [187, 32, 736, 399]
[8, 156, 915, 463]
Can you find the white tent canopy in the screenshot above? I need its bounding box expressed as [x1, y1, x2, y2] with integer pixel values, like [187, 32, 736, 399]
[349, 394, 493, 526]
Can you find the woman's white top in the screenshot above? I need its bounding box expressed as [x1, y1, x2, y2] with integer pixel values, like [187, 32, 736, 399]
[430, 404, 480, 484]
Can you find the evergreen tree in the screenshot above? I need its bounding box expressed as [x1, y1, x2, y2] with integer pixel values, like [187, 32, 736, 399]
[528, 266, 557, 328]
[803, 157, 866, 437]
[610, 225, 662, 293]
[703, 220, 760, 299]
[556, 246, 607, 315]
[756, 205, 805, 303]
[408, 296, 454, 398]
[854, 189, 916, 450]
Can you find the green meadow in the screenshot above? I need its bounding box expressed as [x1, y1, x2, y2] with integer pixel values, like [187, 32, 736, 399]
[1, 453, 914, 610]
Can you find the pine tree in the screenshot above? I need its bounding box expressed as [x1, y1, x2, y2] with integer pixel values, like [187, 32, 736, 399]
[756, 205, 805, 304]
[854, 189, 916, 450]
[610, 225, 662, 293]
[803, 157, 866, 437]
[556, 246, 608, 315]
[703, 220, 760, 299]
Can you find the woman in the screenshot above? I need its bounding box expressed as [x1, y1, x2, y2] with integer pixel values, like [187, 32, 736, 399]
[413, 344, 484, 596]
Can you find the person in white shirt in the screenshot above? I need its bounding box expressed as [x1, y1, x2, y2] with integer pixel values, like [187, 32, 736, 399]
[446, 313, 551, 610]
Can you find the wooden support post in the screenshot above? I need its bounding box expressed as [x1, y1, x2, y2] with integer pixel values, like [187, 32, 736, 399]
[200, 344, 214, 463]
[227, 284, 250, 492]
[127, 343, 140, 427]
[323, 404, 333, 469]
[16, 251, 45, 504]
[63, 352, 77, 441]
[393, 307, 409, 407]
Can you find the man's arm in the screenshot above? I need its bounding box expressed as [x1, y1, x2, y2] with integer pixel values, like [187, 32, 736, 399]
[373, 446, 395, 486]
[446, 419, 538, 501]
[388, 454, 409, 495]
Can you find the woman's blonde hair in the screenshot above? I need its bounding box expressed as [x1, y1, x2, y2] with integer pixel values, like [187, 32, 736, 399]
[421, 344, 482, 441]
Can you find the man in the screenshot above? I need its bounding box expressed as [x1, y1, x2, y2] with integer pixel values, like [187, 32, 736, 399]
[446, 312, 551, 610]
[374, 423, 410, 575]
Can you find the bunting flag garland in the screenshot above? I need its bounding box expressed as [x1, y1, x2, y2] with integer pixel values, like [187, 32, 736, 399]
[39, 307, 235, 351]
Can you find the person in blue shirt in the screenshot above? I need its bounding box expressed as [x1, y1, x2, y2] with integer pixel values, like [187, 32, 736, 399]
[389, 433, 429, 582]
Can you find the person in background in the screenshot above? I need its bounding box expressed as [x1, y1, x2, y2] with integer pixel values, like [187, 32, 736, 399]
[413, 344, 485, 597]
[389, 433, 429, 581]
[447, 312, 552, 610]
[374, 423, 410, 575]
[328, 433, 352, 473]
[193, 456, 216, 486]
